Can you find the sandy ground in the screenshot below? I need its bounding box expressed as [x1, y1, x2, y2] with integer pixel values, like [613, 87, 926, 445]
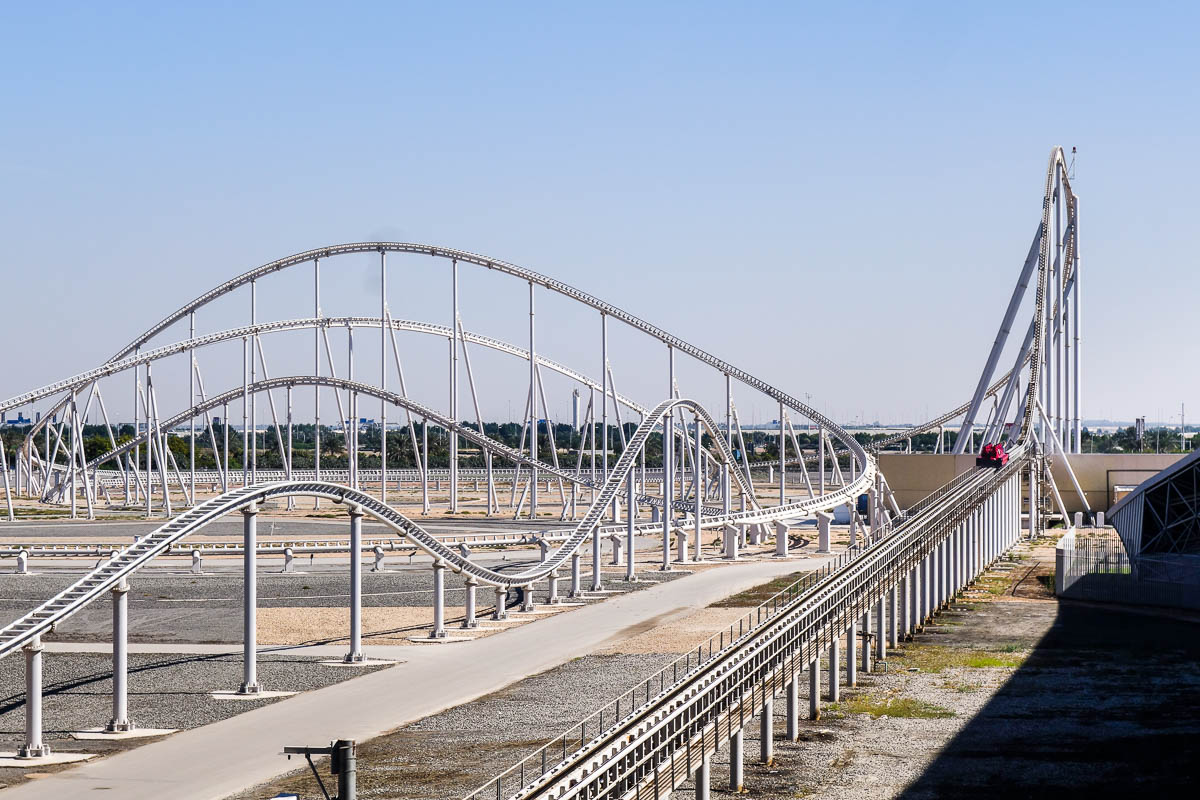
[595, 606, 754, 655]
[255, 605, 570, 646]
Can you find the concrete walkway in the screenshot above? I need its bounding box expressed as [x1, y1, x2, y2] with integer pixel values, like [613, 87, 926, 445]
[2, 556, 820, 799]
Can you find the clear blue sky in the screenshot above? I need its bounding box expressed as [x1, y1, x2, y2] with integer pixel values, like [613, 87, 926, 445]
[1, 2, 1196, 426]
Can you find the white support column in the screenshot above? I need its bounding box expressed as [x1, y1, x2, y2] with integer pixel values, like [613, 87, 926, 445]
[724, 524, 739, 560]
[238, 504, 259, 695]
[846, 622, 857, 686]
[729, 728, 744, 791]
[910, 565, 920, 632]
[591, 524, 603, 592]
[861, 611, 871, 673]
[1072, 200, 1082, 453]
[828, 638, 840, 702]
[528, 283, 538, 519]
[809, 654, 821, 719]
[569, 552, 582, 598]
[626, 470, 637, 581]
[449, 258, 457, 513]
[760, 696, 773, 764]
[346, 505, 365, 662]
[694, 751, 711, 800]
[786, 672, 799, 741]
[107, 579, 132, 731]
[889, 585, 899, 648]
[493, 586, 507, 621]
[694, 414, 704, 561]
[463, 577, 478, 628]
[775, 520, 789, 557]
[661, 348, 673, 571]
[19, 637, 48, 757]
[430, 560, 447, 639]
[875, 596, 886, 660]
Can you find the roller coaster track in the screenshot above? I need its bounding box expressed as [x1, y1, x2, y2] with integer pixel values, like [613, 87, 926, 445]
[469, 451, 1025, 800]
[0, 395, 870, 660]
[458, 148, 1073, 800]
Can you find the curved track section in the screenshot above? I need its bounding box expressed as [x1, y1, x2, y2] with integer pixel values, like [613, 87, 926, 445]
[79, 378, 761, 516]
[14, 243, 869, 474]
[0, 395, 869, 660]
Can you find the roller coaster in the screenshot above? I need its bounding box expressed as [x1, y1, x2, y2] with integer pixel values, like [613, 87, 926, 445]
[0, 147, 1079, 797]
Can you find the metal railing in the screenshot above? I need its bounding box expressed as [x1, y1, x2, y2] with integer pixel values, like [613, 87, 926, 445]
[1057, 530, 1200, 610]
[465, 457, 1020, 800]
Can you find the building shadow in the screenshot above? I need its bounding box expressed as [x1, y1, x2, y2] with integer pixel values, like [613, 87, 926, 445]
[898, 601, 1200, 799]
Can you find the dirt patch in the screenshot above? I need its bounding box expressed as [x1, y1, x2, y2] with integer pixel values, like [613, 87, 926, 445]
[708, 570, 815, 608]
[255, 606, 539, 646]
[595, 607, 752, 655]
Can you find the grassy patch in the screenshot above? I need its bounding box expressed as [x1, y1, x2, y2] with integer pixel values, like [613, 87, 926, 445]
[888, 644, 1025, 672]
[939, 680, 983, 693]
[834, 693, 954, 719]
[973, 576, 1012, 596]
[709, 571, 815, 608]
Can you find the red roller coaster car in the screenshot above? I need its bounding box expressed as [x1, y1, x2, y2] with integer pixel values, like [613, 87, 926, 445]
[976, 443, 1009, 468]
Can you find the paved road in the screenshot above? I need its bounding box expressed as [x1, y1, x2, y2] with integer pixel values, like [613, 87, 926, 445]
[2, 556, 823, 800]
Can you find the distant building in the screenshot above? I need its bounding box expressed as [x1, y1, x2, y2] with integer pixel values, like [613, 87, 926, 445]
[2, 412, 31, 427]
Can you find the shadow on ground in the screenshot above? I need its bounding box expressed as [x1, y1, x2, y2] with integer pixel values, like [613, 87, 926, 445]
[899, 601, 1200, 799]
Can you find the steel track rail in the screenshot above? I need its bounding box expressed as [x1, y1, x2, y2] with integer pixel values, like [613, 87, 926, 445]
[18, 243, 871, 487]
[77, 380, 750, 518]
[0, 394, 866, 658]
[467, 453, 1022, 800]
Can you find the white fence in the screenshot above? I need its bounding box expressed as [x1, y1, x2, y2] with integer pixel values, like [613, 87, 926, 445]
[1056, 530, 1200, 611]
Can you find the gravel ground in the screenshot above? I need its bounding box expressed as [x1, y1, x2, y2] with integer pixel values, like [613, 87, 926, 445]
[0, 652, 390, 784]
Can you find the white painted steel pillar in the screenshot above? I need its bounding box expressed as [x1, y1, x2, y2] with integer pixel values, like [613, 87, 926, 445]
[448, 258, 457, 513]
[846, 622, 857, 685]
[626, 471, 637, 581]
[346, 505, 365, 661]
[760, 696, 773, 763]
[875, 597, 886, 660]
[493, 586, 507, 621]
[861, 611, 871, 672]
[430, 560, 447, 638]
[662, 347, 674, 571]
[809, 655, 820, 719]
[786, 673, 799, 741]
[694, 414, 704, 561]
[729, 728, 744, 791]
[107, 579, 132, 731]
[19, 637, 47, 757]
[463, 577, 478, 629]
[239, 504, 260, 694]
[817, 512, 832, 553]
[591, 526, 603, 592]
[889, 585, 899, 648]
[724, 524, 739, 560]
[910, 565, 920, 632]
[828, 639, 840, 702]
[898, 574, 909, 639]
[694, 751, 711, 800]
